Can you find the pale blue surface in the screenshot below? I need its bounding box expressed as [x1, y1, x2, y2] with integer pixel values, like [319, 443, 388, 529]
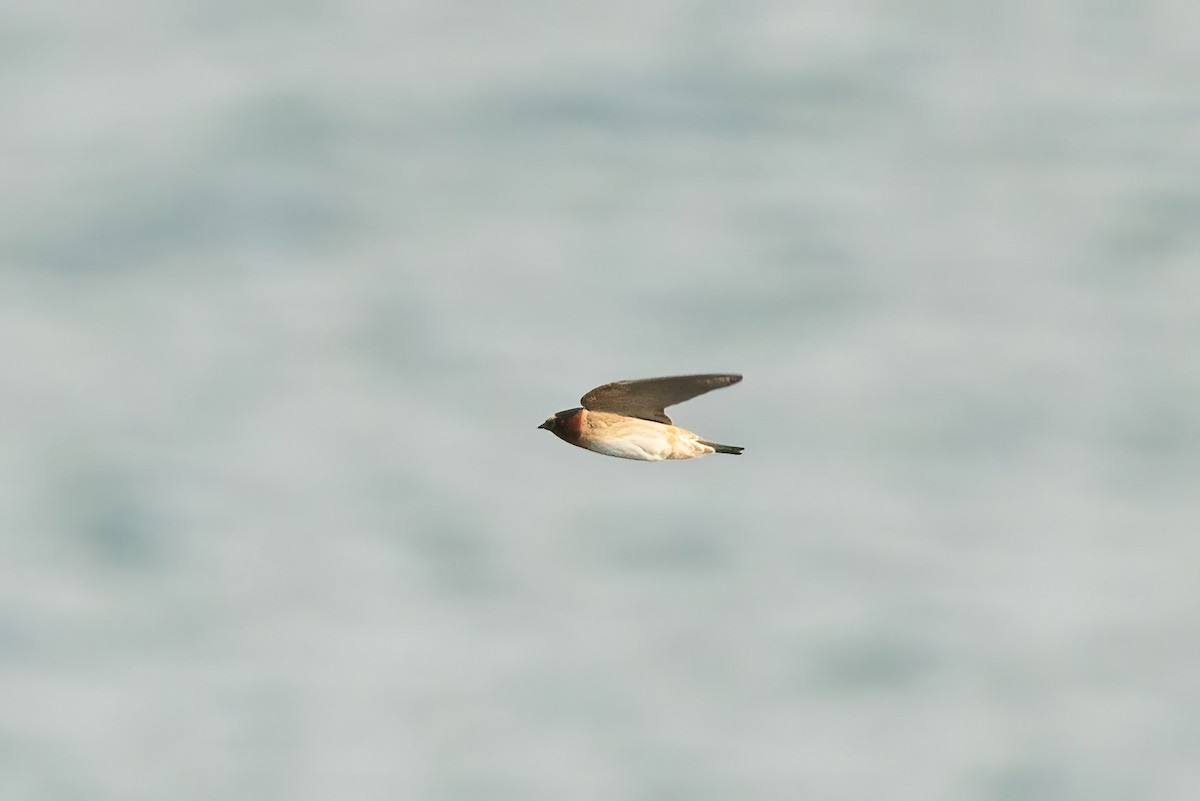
[2, 2, 1199, 800]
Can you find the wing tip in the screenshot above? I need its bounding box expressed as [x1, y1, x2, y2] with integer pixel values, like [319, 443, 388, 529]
[703, 373, 742, 388]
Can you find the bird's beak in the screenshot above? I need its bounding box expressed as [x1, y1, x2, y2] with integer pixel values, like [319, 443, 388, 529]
[537, 420, 551, 430]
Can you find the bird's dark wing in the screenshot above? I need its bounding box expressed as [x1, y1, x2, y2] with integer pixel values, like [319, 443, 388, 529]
[581, 374, 742, 424]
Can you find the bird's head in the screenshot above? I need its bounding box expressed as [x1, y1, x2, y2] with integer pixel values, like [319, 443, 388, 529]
[537, 408, 582, 439]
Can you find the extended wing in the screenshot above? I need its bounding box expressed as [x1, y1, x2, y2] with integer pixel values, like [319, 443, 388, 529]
[581, 374, 742, 424]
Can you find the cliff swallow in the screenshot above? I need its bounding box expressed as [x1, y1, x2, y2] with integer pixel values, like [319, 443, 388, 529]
[538, 374, 744, 461]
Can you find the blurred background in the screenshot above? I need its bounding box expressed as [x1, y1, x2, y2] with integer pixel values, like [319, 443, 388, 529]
[2, 1, 1198, 799]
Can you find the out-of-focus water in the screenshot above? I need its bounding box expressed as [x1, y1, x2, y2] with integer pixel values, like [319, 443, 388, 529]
[3, 2, 1198, 799]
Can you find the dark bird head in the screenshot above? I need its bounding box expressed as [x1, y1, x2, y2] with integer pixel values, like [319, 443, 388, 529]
[537, 408, 583, 443]
[537, 409, 570, 432]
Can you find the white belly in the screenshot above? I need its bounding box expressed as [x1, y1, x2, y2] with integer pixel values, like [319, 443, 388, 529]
[584, 423, 715, 461]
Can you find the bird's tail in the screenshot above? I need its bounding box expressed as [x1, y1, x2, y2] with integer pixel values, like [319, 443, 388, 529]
[700, 440, 744, 455]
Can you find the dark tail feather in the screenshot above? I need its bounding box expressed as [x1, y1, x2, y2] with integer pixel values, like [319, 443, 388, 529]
[700, 440, 744, 455]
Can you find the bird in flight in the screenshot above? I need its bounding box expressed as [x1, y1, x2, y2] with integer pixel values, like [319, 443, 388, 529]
[538, 374, 744, 461]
